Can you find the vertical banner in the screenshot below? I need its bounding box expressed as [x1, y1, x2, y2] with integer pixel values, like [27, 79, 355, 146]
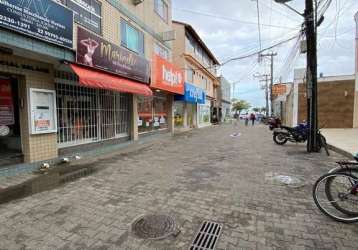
[0, 79, 14, 126]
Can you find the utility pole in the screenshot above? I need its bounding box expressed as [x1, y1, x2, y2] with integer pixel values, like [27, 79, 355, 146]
[305, 0, 319, 152]
[254, 73, 270, 117]
[260, 52, 277, 116]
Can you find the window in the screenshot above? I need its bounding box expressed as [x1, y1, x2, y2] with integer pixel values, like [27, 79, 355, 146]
[154, 43, 170, 60]
[56, 83, 130, 148]
[187, 66, 194, 83]
[154, 0, 169, 22]
[121, 19, 144, 55]
[185, 34, 195, 53]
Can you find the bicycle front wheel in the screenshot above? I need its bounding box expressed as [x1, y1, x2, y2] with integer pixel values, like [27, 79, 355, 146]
[313, 173, 358, 223]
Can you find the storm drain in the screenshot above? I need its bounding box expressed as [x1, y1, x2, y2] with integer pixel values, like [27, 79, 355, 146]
[189, 221, 222, 250]
[131, 214, 176, 240]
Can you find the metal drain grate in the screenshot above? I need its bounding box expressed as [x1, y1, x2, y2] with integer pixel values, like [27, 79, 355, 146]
[189, 221, 222, 250]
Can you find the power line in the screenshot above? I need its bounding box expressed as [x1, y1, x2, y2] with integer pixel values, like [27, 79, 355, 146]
[173, 7, 300, 30]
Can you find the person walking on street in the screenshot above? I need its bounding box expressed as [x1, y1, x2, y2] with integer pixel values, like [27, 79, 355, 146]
[244, 113, 249, 126]
[250, 113, 256, 126]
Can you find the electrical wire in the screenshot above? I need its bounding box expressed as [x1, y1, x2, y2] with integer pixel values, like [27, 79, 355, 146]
[173, 7, 300, 30]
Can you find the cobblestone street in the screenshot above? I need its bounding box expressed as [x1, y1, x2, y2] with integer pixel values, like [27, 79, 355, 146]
[1, 124, 357, 250]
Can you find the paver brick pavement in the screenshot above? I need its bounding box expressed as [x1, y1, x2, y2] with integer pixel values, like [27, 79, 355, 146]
[0, 123, 357, 250]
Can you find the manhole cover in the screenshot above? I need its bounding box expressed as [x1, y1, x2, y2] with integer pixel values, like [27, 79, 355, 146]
[131, 214, 176, 240]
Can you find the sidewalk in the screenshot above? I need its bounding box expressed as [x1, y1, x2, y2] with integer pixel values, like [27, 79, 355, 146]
[322, 128, 358, 158]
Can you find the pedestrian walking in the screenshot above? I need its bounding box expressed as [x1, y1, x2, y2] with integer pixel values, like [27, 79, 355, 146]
[250, 113, 256, 126]
[244, 113, 249, 126]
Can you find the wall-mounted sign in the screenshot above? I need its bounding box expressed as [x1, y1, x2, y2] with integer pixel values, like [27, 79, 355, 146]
[0, 0, 73, 49]
[29, 88, 57, 134]
[175, 82, 205, 104]
[60, 0, 101, 34]
[77, 26, 150, 83]
[151, 54, 184, 94]
[0, 79, 14, 126]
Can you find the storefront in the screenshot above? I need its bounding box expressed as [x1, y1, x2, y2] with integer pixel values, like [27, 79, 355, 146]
[56, 27, 152, 150]
[198, 98, 212, 128]
[174, 82, 205, 130]
[138, 55, 184, 134]
[0, 0, 74, 165]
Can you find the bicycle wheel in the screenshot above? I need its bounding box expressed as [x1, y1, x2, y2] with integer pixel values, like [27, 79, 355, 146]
[313, 172, 358, 223]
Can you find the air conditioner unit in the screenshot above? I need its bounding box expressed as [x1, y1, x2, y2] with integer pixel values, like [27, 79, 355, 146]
[162, 30, 176, 41]
[133, 0, 144, 5]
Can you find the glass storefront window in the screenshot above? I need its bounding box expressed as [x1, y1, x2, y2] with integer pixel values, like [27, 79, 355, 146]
[138, 93, 169, 133]
[198, 101, 211, 125]
[174, 101, 184, 127]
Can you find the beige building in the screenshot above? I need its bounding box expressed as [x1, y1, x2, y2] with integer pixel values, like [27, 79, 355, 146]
[279, 74, 356, 128]
[0, 0, 179, 169]
[354, 11, 358, 128]
[172, 21, 220, 129]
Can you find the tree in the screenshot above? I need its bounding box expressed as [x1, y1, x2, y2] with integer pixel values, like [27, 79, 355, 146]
[232, 100, 251, 115]
[253, 107, 260, 113]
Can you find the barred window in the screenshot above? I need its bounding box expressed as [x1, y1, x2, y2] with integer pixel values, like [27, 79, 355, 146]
[56, 83, 131, 148]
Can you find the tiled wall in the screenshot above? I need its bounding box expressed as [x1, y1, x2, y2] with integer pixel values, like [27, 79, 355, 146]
[0, 54, 57, 162]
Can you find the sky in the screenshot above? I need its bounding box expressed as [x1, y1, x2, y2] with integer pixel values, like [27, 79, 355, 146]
[172, 0, 358, 108]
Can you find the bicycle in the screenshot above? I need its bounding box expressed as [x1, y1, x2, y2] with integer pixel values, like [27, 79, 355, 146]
[313, 153, 358, 223]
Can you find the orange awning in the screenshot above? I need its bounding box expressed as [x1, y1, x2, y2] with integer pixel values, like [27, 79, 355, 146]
[70, 64, 152, 96]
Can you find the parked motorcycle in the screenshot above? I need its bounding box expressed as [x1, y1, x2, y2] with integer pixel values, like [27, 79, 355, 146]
[273, 123, 308, 145]
[268, 117, 282, 130]
[273, 123, 329, 155]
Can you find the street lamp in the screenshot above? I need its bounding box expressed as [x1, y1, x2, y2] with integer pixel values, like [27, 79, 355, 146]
[274, 0, 320, 153]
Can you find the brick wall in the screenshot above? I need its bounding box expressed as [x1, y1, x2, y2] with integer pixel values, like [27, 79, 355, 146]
[297, 79, 355, 128]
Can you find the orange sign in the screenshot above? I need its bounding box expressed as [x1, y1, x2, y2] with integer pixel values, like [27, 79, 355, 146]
[151, 55, 184, 94]
[272, 84, 287, 96]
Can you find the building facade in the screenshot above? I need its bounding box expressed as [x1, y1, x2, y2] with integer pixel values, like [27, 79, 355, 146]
[282, 74, 356, 128]
[172, 21, 220, 129]
[354, 11, 358, 128]
[0, 0, 182, 167]
[218, 76, 232, 122]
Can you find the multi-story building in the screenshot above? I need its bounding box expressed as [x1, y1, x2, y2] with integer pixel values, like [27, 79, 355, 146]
[172, 21, 220, 129]
[218, 76, 232, 122]
[0, 0, 184, 169]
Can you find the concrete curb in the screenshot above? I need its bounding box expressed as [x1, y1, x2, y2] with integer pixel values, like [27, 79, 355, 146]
[327, 143, 355, 160]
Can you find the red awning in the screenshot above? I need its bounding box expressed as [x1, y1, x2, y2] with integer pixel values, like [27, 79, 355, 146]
[70, 64, 152, 96]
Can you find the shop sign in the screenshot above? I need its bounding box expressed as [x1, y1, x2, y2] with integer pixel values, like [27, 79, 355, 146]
[77, 26, 150, 83]
[0, 0, 73, 49]
[272, 84, 287, 96]
[59, 0, 101, 34]
[151, 55, 184, 94]
[175, 82, 205, 104]
[0, 79, 14, 126]
[29, 88, 57, 134]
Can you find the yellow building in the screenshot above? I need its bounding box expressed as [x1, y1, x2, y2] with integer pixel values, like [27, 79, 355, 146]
[0, 0, 182, 169]
[172, 21, 220, 129]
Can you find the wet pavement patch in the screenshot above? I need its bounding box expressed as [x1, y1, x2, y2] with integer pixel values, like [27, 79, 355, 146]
[265, 172, 305, 188]
[131, 214, 177, 240]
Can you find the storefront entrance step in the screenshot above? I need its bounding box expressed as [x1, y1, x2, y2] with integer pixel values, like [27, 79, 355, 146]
[0, 131, 174, 204]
